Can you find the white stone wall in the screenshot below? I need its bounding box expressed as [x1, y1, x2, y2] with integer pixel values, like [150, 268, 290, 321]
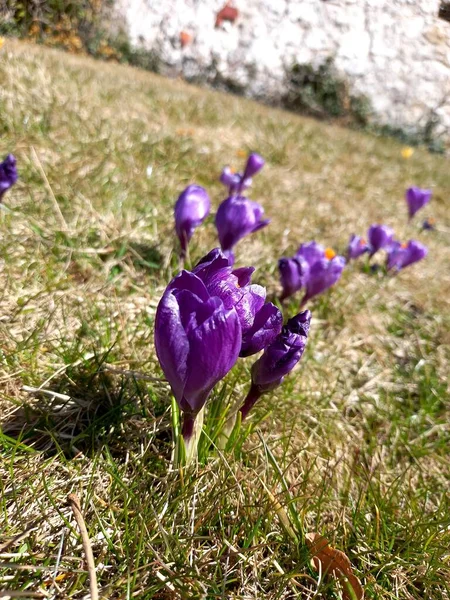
[114, 0, 450, 138]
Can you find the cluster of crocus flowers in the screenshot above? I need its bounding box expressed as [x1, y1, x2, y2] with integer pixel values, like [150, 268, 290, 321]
[0, 154, 18, 203]
[406, 187, 432, 220]
[174, 184, 210, 258]
[347, 224, 428, 273]
[347, 224, 393, 260]
[279, 242, 346, 304]
[154, 248, 298, 463]
[173, 153, 269, 264]
[215, 153, 269, 260]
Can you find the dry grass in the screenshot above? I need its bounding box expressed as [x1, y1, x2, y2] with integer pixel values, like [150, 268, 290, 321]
[0, 39, 449, 599]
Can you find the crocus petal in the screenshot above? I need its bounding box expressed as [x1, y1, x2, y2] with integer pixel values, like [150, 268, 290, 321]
[232, 266, 255, 287]
[240, 302, 283, 357]
[250, 310, 311, 391]
[154, 288, 192, 408]
[167, 270, 210, 300]
[192, 248, 231, 280]
[406, 187, 432, 219]
[242, 152, 265, 181]
[347, 234, 369, 260]
[215, 196, 269, 251]
[155, 284, 241, 415]
[400, 240, 428, 269]
[303, 256, 346, 302]
[386, 241, 404, 271]
[367, 224, 394, 255]
[220, 167, 242, 193]
[0, 154, 18, 201]
[279, 256, 310, 300]
[183, 301, 241, 413]
[296, 241, 325, 267]
[174, 185, 210, 253]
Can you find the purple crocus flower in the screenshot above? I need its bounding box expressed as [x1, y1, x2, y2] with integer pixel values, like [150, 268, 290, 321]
[296, 241, 326, 266]
[406, 187, 432, 220]
[422, 218, 435, 231]
[174, 185, 210, 257]
[301, 254, 346, 305]
[154, 267, 241, 452]
[387, 240, 428, 271]
[240, 310, 311, 419]
[278, 255, 310, 301]
[220, 152, 265, 194]
[347, 234, 369, 260]
[192, 248, 282, 357]
[0, 154, 18, 203]
[215, 195, 270, 252]
[367, 224, 394, 256]
[219, 167, 248, 194]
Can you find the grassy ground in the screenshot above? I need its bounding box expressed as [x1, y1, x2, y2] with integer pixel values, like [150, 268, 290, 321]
[0, 39, 449, 599]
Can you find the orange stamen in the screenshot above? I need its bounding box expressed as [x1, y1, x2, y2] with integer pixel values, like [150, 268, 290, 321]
[325, 248, 336, 260]
[359, 238, 366, 245]
[401, 243, 408, 249]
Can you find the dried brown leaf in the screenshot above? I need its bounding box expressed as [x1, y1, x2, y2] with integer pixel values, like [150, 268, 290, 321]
[305, 532, 364, 600]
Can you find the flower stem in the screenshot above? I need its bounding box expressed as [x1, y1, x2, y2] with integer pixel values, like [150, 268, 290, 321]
[240, 384, 263, 421]
[181, 408, 204, 465]
[217, 411, 237, 450]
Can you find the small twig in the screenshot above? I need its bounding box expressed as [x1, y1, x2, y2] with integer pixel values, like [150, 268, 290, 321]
[31, 146, 68, 231]
[22, 386, 71, 401]
[53, 530, 65, 580]
[68, 494, 98, 600]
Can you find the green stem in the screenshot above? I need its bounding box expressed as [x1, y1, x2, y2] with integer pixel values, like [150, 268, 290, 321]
[181, 407, 204, 466]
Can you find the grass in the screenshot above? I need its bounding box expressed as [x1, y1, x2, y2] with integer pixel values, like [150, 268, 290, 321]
[0, 39, 449, 599]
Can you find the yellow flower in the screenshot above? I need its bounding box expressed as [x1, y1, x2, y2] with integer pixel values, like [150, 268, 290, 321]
[324, 248, 336, 260]
[0, 37, 5, 50]
[401, 147, 414, 159]
[236, 149, 247, 158]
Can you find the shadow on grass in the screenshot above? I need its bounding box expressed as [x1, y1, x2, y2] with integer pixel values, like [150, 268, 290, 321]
[1, 361, 171, 459]
[127, 241, 164, 272]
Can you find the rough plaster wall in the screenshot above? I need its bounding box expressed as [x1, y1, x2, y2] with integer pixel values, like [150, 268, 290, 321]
[115, 0, 450, 137]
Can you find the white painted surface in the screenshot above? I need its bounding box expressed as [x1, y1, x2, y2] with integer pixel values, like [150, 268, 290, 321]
[114, 0, 450, 138]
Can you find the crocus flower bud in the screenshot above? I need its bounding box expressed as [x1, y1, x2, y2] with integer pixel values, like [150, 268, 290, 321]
[387, 240, 428, 271]
[347, 234, 369, 260]
[406, 187, 432, 220]
[301, 255, 346, 305]
[215, 195, 270, 252]
[367, 224, 394, 256]
[154, 268, 241, 459]
[174, 185, 210, 257]
[240, 310, 311, 419]
[242, 152, 265, 182]
[0, 154, 18, 202]
[278, 255, 310, 301]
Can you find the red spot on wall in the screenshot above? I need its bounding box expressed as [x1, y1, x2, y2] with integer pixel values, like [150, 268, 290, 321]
[215, 4, 239, 28]
[180, 31, 192, 48]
